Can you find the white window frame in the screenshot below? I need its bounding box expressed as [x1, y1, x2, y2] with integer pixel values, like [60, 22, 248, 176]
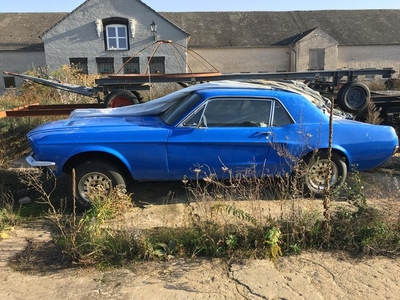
[106, 24, 128, 50]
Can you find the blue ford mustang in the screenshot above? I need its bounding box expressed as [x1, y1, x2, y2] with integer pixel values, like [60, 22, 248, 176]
[26, 81, 398, 207]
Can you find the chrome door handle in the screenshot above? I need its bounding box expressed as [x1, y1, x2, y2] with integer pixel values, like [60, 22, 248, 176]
[260, 131, 272, 139]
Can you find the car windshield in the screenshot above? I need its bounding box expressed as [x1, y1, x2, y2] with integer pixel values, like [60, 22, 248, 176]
[160, 92, 202, 125]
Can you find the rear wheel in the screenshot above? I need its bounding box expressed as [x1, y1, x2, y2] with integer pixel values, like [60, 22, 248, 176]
[336, 82, 370, 114]
[304, 151, 347, 197]
[73, 159, 127, 208]
[105, 90, 139, 108]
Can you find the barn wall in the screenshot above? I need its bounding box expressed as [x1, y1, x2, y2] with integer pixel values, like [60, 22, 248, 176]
[338, 45, 400, 76]
[0, 51, 46, 93]
[188, 47, 290, 73]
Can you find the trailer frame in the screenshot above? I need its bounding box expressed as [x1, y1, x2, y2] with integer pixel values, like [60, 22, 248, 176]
[1, 68, 398, 121]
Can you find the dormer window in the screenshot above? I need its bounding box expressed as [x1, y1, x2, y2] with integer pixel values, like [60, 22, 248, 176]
[106, 24, 128, 50]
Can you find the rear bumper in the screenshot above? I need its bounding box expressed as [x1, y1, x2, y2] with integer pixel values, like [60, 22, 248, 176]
[394, 146, 399, 155]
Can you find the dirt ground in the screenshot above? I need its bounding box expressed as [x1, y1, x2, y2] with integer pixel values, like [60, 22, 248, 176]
[2, 246, 400, 300]
[1, 156, 400, 299]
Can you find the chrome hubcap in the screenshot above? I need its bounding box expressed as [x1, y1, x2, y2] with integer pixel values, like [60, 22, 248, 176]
[307, 159, 338, 191]
[78, 172, 112, 201]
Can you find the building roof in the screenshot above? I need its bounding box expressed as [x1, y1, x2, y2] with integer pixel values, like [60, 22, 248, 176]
[41, 0, 189, 39]
[0, 13, 67, 50]
[161, 10, 400, 47]
[1, 9, 400, 51]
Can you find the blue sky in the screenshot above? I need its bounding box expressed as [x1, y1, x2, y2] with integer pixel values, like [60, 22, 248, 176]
[2, 0, 400, 12]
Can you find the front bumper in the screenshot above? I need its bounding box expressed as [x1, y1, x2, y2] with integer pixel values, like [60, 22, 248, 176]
[25, 155, 56, 167]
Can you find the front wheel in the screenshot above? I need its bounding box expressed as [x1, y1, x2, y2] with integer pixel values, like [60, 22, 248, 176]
[73, 159, 127, 208]
[304, 151, 347, 197]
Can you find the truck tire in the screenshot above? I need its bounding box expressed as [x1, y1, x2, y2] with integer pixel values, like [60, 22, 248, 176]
[336, 82, 370, 114]
[105, 89, 139, 108]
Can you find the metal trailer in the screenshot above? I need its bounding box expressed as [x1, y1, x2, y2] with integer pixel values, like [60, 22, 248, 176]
[2, 68, 399, 128]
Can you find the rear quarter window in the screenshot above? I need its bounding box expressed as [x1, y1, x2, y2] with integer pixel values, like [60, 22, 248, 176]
[273, 102, 293, 126]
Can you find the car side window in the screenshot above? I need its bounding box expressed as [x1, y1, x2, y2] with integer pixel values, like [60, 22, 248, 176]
[196, 98, 272, 127]
[183, 106, 204, 126]
[272, 102, 293, 127]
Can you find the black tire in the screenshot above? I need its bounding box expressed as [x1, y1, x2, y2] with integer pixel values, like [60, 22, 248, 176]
[73, 159, 127, 208]
[105, 89, 139, 108]
[336, 82, 370, 114]
[304, 151, 347, 197]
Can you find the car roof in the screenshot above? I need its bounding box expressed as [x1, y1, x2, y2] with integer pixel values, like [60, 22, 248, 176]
[69, 80, 325, 119]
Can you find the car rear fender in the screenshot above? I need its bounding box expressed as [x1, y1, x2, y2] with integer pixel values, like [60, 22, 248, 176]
[303, 147, 349, 169]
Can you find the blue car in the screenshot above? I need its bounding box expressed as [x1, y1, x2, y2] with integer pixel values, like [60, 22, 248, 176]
[26, 81, 399, 207]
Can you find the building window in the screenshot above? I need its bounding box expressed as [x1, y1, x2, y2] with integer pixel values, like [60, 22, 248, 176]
[96, 57, 114, 75]
[122, 57, 140, 74]
[4, 77, 16, 89]
[69, 57, 88, 74]
[148, 57, 165, 74]
[308, 49, 325, 71]
[106, 24, 128, 50]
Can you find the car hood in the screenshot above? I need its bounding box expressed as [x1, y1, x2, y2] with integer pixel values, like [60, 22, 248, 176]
[27, 115, 163, 137]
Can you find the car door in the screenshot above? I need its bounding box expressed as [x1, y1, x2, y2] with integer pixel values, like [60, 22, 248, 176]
[166, 97, 277, 180]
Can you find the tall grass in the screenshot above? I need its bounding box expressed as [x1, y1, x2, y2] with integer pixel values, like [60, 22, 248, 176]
[13, 152, 399, 268]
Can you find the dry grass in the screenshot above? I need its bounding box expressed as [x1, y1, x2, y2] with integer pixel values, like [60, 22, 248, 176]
[0, 66, 104, 167]
[367, 79, 388, 91]
[141, 82, 183, 102]
[366, 78, 400, 92]
[1, 65, 99, 109]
